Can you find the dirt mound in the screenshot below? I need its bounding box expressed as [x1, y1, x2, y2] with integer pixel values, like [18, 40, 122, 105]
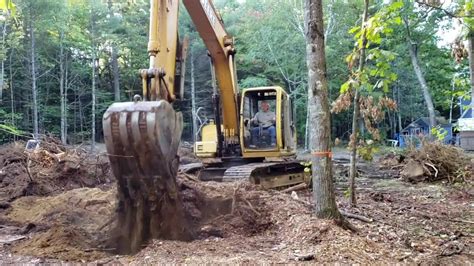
[0, 142, 111, 203]
[6, 187, 115, 261]
[5, 174, 326, 262]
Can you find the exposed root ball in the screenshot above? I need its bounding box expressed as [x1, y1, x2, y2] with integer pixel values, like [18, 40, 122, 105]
[400, 142, 472, 183]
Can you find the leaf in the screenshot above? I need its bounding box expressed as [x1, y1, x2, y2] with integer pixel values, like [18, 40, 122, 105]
[340, 81, 351, 93]
[349, 26, 360, 34]
[389, 73, 397, 81]
[0, 0, 16, 17]
[389, 1, 404, 11]
[393, 16, 402, 25]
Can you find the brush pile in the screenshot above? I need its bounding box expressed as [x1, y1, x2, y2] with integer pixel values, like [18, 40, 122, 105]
[399, 142, 472, 183]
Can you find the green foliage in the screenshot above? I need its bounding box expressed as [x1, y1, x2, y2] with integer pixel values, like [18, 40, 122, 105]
[343, 1, 403, 94]
[0, 0, 16, 16]
[0, 0, 468, 147]
[431, 125, 448, 141]
[356, 140, 380, 161]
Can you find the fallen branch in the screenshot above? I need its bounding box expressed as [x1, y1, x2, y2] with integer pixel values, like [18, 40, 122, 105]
[182, 173, 199, 182]
[244, 199, 260, 216]
[340, 210, 373, 223]
[450, 219, 474, 225]
[424, 162, 438, 178]
[282, 183, 307, 193]
[98, 215, 117, 231]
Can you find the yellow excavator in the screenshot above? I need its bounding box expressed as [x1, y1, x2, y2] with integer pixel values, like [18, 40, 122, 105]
[102, 0, 309, 252]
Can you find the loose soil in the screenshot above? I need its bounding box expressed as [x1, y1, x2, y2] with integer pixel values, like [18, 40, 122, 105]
[0, 142, 111, 203]
[0, 145, 472, 264]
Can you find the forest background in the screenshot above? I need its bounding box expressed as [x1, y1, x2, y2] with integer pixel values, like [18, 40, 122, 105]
[0, 0, 471, 148]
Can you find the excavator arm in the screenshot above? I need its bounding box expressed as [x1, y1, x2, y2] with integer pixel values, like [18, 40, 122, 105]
[102, 0, 240, 254]
[183, 0, 239, 135]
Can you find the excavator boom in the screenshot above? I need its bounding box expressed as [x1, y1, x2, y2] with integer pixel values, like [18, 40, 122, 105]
[102, 0, 241, 254]
[183, 0, 239, 134]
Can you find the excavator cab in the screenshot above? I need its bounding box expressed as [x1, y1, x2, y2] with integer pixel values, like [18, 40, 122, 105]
[195, 86, 297, 159]
[240, 86, 297, 158]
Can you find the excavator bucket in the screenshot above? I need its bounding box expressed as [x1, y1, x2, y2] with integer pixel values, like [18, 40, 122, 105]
[103, 100, 192, 254]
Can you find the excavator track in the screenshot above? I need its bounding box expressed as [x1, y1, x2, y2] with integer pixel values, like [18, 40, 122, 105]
[224, 162, 308, 189]
[199, 161, 308, 189]
[103, 101, 192, 254]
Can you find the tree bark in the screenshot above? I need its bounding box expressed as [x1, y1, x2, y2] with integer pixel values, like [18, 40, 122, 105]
[468, 32, 474, 111]
[449, 79, 455, 124]
[304, 0, 340, 219]
[65, 54, 69, 142]
[91, 1, 97, 151]
[111, 46, 120, 101]
[60, 29, 67, 144]
[191, 47, 197, 142]
[107, 1, 120, 102]
[407, 43, 436, 128]
[91, 51, 96, 151]
[304, 103, 310, 151]
[9, 47, 14, 133]
[29, 18, 39, 139]
[0, 19, 8, 103]
[403, 18, 436, 128]
[397, 86, 402, 133]
[348, 0, 369, 207]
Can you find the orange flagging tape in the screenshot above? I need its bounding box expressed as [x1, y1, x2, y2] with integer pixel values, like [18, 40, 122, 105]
[311, 151, 333, 158]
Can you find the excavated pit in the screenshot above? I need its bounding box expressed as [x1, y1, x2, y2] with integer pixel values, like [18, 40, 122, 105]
[1, 175, 275, 261]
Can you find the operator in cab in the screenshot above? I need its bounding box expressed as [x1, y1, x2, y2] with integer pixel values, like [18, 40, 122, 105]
[250, 101, 276, 147]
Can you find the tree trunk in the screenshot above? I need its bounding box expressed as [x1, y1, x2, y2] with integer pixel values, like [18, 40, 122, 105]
[60, 29, 67, 144]
[397, 86, 402, 134]
[348, 0, 369, 207]
[29, 19, 39, 139]
[304, 103, 310, 151]
[112, 46, 120, 101]
[449, 79, 455, 124]
[407, 43, 436, 128]
[403, 16, 436, 128]
[468, 33, 474, 111]
[65, 54, 69, 142]
[108, 1, 120, 102]
[91, 1, 97, 151]
[91, 51, 96, 151]
[191, 47, 197, 142]
[9, 48, 14, 127]
[79, 94, 84, 142]
[0, 19, 8, 103]
[304, 0, 340, 219]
